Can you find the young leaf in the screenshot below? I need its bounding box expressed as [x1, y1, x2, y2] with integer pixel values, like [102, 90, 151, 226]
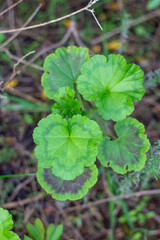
[26, 223, 42, 240]
[34, 218, 45, 240]
[37, 164, 98, 201]
[33, 114, 102, 180]
[46, 224, 55, 240]
[77, 54, 144, 121]
[46, 223, 63, 240]
[53, 85, 75, 101]
[50, 224, 63, 240]
[42, 46, 89, 99]
[0, 208, 20, 240]
[98, 118, 150, 174]
[24, 236, 33, 240]
[51, 86, 83, 118]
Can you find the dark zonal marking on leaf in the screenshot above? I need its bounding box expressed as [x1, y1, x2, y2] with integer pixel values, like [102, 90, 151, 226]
[43, 122, 65, 136]
[43, 167, 91, 194]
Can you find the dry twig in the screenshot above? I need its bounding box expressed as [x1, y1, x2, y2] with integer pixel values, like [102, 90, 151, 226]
[2, 193, 45, 209]
[1, 48, 43, 71]
[0, 4, 42, 49]
[0, 0, 23, 17]
[0, 0, 101, 34]
[8, 176, 35, 202]
[91, 9, 160, 45]
[65, 189, 160, 212]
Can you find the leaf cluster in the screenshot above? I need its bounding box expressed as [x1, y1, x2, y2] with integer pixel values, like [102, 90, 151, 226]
[25, 218, 63, 240]
[33, 46, 150, 201]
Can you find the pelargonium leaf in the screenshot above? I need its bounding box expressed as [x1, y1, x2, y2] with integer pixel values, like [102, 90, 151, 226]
[42, 46, 89, 99]
[98, 118, 150, 174]
[51, 86, 83, 118]
[33, 114, 102, 180]
[77, 54, 145, 121]
[53, 86, 75, 102]
[0, 208, 20, 240]
[37, 164, 98, 201]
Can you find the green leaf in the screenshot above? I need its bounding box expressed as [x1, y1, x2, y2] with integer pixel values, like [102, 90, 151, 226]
[26, 223, 42, 240]
[46, 224, 55, 240]
[98, 118, 150, 174]
[33, 114, 102, 180]
[24, 236, 33, 240]
[77, 54, 144, 121]
[53, 85, 75, 101]
[42, 46, 89, 99]
[51, 86, 83, 118]
[34, 218, 45, 240]
[147, 0, 160, 9]
[51, 224, 63, 240]
[37, 164, 98, 201]
[46, 223, 63, 240]
[0, 208, 20, 240]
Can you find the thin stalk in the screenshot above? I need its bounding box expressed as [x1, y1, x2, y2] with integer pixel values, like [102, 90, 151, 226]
[87, 106, 97, 118]
[106, 170, 116, 240]
[77, 91, 85, 111]
[0, 173, 36, 178]
[100, 128, 117, 140]
[107, 169, 134, 230]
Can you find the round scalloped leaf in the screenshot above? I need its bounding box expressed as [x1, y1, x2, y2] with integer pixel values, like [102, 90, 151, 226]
[42, 46, 89, 99]
[37, 164, 98, 201]
[97, 118, 150, 174]
[0, 208, 20, 240]
[77, 54, 145, 121]
[51, 86, 82, 118]
[33, 114, 102, 180]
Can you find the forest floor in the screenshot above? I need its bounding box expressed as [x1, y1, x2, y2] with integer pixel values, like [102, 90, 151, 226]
[0, 0, 160, 239]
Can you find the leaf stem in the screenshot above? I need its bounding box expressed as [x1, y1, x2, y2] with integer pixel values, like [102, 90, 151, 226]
[0, 173, 36, 179]
[87, 106, 97, 118]
[100, 128, 117, 140]
[77, 91, 85, 111]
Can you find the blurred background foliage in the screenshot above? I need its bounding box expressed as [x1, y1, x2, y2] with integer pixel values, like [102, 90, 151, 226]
[0, 0, 160, 239]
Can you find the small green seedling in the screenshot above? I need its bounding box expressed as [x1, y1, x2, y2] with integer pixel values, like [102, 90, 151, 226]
[0, 207, 20, 240]
[118, 197, 155, 226]
[24, 218, 63, 240]
[33, 46, 150, 201]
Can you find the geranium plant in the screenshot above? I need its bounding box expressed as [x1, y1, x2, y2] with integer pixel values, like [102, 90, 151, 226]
[33, 46, 150, 201]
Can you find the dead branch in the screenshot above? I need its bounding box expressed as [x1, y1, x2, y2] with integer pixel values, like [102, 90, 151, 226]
[0, 0, 101, 34]
[0, 4, 42, 49]
[91, 9, 160, 45]
[2, 193, 45, 209]
[0, 0, 23, 17]
[65, 189, 160, 212]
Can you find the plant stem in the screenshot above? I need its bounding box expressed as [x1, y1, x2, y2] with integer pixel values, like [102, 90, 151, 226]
[87, 106, 97, 118]
[77, 91, 85, 111]
[0, 173, 36, 178]
[100, 128, 117, 140]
